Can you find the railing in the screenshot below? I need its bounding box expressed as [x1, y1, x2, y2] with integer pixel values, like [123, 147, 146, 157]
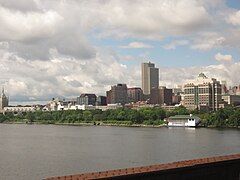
[45, 153, 240, 180]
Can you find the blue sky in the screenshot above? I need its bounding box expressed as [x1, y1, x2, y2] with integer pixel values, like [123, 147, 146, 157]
[0, 0, 240, 101]
[88, 0, 240, 68]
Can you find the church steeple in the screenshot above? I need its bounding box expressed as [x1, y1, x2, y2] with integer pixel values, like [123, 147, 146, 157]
[0, 86, 8, 110]
[1, 86, 5, 97]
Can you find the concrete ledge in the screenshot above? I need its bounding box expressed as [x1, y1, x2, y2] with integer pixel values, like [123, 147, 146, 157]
[45, 153, 240, 180]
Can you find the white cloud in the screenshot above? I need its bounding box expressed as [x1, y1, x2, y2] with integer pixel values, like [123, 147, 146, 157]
[227, 10, 240, 26]
[159, 62, 240, 88]
[163, 40, 189, 50]
[0, 6, 62, 42]
[94, 0, 212, 40]
[0, 0, 240, 102]
[120, 42, 153, 49]
[0, 49, 138, 101]
[215, 52, 233, 62]
[191, 32, 225, 50]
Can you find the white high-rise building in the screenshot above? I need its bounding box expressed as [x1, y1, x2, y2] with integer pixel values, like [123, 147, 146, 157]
[183, 73, 222, 111]
[141, 62, 159, 95]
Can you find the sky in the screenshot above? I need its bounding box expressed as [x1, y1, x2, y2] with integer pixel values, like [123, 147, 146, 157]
[0, 0, 240, 102]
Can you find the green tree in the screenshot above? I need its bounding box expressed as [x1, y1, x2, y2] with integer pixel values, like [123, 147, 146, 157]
[26, 112, 35, 123]
[83, 110, 92, 121]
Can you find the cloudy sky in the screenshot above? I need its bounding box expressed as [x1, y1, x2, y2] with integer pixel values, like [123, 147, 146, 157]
[0, 0, 240, 102]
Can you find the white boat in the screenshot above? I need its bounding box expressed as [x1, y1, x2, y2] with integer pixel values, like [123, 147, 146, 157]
[167, 114, 201, 127]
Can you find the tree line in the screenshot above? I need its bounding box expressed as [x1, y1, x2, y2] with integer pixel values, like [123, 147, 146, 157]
[0, 106, 240, 127]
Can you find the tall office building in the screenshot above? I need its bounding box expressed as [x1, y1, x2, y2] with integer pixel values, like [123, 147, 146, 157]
[149, 86, 172, 105]
[76, 94, 97, 106]
[106, 84, 128, 105]
[141, 62, 159, 95]
[0, 87, 8, 111]
[183, 73, 222, 111]
[127, 87, 143, 103]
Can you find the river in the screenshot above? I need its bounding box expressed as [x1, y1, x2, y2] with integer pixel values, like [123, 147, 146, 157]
[0, 124, 239, 180]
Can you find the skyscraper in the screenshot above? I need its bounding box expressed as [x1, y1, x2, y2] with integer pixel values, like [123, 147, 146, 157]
[141, 62, 159, 95]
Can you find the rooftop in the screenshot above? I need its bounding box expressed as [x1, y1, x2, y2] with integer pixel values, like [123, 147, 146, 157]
[168, 115, 199, 120]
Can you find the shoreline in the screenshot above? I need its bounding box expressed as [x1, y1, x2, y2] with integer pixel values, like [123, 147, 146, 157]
[1, 121, 240, 129]
[1, 121, 167, 128]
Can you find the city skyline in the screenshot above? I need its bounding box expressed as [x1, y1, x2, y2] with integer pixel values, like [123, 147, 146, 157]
[0, 0, 240, 102]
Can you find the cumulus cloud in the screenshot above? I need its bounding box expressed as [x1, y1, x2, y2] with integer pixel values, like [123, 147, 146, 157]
[94, 0, 211, 40]
[0, 49, 137, 101]
[163, 40, 189, 50]
[227, 10, 240, 26]
[0, 0, 240, 102]
[191, 32, 225, 50]
[215, 52, 233, 62]
[120, 42, 153, 49]
[159, 62, 240, 88]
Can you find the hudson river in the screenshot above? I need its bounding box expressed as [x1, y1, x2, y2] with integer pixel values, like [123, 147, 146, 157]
[0, 124, 239, 180]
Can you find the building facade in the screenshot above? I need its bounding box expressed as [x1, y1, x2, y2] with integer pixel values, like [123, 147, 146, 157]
[159, 86, 172, 105]
[127, 87, 143, 103]
[106, 84, 128, 105]
[141, 62, 159, 95]
[0, 88, 9, 111]
[222, 94, 240, 106]
[76, 94, 97, 106]
[150, 86, 172, 105]
[96, 96, 107, 106]
[183, 73, 222, 111]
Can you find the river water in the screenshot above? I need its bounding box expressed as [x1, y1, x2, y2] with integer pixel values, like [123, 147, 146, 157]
[0, 124, 239, 180]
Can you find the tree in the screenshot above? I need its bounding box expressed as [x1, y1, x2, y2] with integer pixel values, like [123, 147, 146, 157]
[26, 112, 35, 123]
[83, 111, 92, 121]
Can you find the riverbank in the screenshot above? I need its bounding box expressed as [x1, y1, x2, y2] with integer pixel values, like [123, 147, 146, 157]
[2, 121, 167, 128]
[2, 121, 240, 129]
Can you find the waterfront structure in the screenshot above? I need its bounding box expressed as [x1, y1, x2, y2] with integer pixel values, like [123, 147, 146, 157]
[0, 87, 9, 111]
[167, 115, 201, 127]
[96, 96, 107, 106]
[183, 73, 222, 111]
[141, 62, 159, 95]
[106, 84, 128, 105]
[76, 94, 96, 106]
[127, 87, 143, 103]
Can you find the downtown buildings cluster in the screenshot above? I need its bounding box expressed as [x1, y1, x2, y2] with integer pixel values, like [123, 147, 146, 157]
[1, 62, 240, 113]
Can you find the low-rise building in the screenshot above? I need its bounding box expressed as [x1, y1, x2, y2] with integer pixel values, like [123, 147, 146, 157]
[222, 94, 240, 106]
[4, 106, 36, 112]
